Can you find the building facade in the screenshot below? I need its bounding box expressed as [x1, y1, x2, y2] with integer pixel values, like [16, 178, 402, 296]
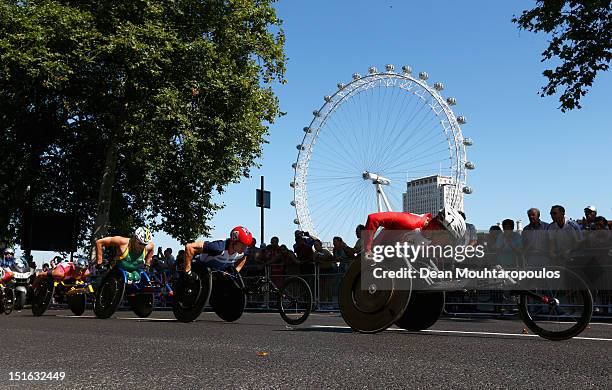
[402, 175, 464, 214]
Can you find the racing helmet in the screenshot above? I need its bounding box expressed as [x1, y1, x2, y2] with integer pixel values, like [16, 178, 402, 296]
[74, 257, 89, 271]
[134, 227, 152, 245]
[230, 226, 253, 246]
[437, 206, 466, 241]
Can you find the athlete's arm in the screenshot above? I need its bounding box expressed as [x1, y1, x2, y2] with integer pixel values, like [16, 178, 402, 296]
[95, 236, 129, 265]
[144, 242, 155, 266]
[235, 257, 248, 273]
[184, 241, 206, 273]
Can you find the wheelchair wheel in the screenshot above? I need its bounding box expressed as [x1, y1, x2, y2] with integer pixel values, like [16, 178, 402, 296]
[130, 294, 154, 318]
[210, 273, 246, 322]
[395, 291, 445, 331]
[94, 268, 126, 319]
[278, 277, 312, 325]
[172, 270, 212, 323]
[2, 288, 15, 315]
[67, 293, 87, 316]
[518, 269, 593, 341]
[339, 259, 411, 333]
[31, 277, 54, 317]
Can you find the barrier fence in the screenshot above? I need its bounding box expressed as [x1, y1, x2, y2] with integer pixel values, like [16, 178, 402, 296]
[70, 262, 612, 319]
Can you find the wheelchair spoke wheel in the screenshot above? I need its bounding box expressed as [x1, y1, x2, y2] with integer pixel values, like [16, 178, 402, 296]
[278, 277, 313, 325]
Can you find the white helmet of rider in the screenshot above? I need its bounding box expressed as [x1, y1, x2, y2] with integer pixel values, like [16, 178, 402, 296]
[134, 227, 152, 245]
[74, 257, 89, 271]
[437, 206, 466, 241]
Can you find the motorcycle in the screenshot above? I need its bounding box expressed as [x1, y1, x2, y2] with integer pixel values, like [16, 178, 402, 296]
[7, 257, 34, 310]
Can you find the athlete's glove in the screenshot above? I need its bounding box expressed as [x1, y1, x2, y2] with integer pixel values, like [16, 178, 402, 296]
[179, 270, 199, 284]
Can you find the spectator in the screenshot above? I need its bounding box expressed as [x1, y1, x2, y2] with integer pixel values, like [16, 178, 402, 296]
[485, 226, 502, 253]
[547, 205, 583, 261]
[294, 235, 315, 275]
[458, 211, 478, 246]
[332, 236, 354, 273]
[176, 249, 186, 271]
[594, 216, 609, 231]
[163, 248, 176, 273]
[313, 239, 334, 272]
[42, 263, 50, 272]
[293, 230, 317, 252]
[353, 224, 366, 256]
[580, 206, 597, 230]
[495, 219, 522, 268]
[523, 208, 550, 267]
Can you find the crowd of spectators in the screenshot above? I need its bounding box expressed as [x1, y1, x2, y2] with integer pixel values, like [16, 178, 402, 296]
[482, 204, 611, 269]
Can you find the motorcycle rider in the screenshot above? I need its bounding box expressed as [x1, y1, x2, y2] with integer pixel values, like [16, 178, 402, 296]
[182, 226, 253, 278]
[95, 227, 155, 283]
[2, 248, 16, 269]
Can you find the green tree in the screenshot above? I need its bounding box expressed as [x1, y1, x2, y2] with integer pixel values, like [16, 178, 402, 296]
[513, 0, 612, 111]
[0, 0, 286, 248]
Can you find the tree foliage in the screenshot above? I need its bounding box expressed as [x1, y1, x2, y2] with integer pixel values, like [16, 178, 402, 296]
[0, 0, 286, 247]
[513, 0, 612, 111]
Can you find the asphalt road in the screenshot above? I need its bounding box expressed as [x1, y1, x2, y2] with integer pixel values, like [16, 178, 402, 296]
[0, 309, 610, 389]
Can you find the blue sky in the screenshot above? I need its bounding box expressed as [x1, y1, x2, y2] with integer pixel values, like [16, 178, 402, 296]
[21, 0, 612, 264]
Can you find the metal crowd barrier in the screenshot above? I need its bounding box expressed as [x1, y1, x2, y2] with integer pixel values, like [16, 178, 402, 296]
[57, 263, 612, 319]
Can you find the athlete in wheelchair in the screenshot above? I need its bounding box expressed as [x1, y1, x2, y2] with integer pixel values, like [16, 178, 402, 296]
[93, 227, 163, 318]
[173, 226, 312, 324]
[339, 207, 593, 340]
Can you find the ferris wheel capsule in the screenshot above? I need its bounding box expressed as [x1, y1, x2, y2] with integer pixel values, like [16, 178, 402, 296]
[463, 138, 473, 146]
[401, 65, 412, 74]
[293, 219, 300, 225]
[462, 186, 473, 194]
[433, 82, 444, 91]
[313, 110, 321, 117]
[465, 162, 476, 170]
[337, 83, 345, 90]
[352, 73, 361, 80]
[324, 95, 332, 102]
[457, 116, 467, 124]
[419, 72, 429, 81]
[368, 66, 378, 74]
[290, 201, 296, 207]
[385, 64, 395, 72]
[292, 163, 298, 169]
[303, 127, 312, 133]
[447, 97, 457, 106]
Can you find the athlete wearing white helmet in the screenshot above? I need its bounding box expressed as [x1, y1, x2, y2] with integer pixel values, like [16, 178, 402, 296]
[95, 227, 155, 282]
[436, 206, 467, 241]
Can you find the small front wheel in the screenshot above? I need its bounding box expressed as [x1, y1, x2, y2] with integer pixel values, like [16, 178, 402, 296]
[130, 294, 154, 318]
[518, 269, 593, 341]
[67, 293, 87, 316]
[278, 277, 313, 325]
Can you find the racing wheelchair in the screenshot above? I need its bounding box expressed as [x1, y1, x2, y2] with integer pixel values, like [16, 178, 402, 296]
[339, 252, 593, 341]
[31, 277, 94, 316]
[0, 268, 15, 315]
[93, 264, 166, 319]
[172, 263, 313, 325]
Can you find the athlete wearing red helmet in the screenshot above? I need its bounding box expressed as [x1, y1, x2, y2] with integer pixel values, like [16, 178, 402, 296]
[183, 226, 254, 275]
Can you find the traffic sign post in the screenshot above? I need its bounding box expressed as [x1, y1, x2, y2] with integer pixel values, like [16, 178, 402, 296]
[256, 176, 270, 245]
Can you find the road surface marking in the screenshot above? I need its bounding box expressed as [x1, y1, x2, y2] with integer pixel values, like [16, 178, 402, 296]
[308, 325, 612, 341]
